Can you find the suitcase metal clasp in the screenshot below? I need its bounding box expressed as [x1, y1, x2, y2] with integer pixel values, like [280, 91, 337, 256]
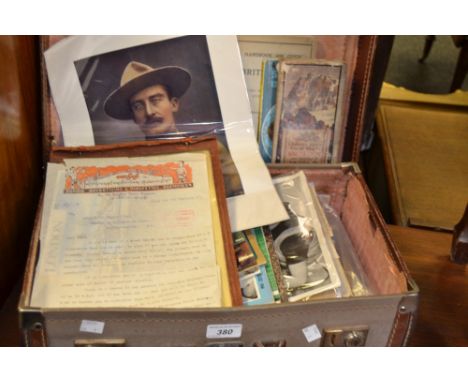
[321, 328, 368, 347]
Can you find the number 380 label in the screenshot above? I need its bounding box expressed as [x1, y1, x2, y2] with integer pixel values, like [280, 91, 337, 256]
[206, 324, 243, 339]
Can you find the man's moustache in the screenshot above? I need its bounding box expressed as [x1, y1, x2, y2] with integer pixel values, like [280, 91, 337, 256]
[145, 116, 164, 125]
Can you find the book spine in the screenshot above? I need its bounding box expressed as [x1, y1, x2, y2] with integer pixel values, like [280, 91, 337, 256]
[252, 227, 281, 301]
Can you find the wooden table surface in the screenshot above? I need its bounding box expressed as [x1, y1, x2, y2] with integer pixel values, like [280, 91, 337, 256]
[387, 225, 468, 346]
[0, 225, 466, 346]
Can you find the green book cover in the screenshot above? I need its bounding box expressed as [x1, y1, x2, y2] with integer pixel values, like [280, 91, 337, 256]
[250, 227, 281, 301]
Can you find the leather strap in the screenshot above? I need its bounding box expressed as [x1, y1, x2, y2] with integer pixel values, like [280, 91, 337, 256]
[343, 36, 394, 162]
[387, 309, 415, 346]
[387, 295, 418, 346]
[24, 326, 48, 347]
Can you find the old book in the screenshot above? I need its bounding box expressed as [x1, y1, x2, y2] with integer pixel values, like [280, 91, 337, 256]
[272, 59, 346, 164]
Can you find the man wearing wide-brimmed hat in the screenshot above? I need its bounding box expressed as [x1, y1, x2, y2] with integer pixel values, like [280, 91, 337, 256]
[104, 61, 191, 138]
[104, 61, 243, 196]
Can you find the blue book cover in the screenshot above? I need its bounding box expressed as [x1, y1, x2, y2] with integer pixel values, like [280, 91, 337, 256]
[240, 265, 275, 306]
[258, 60, 278, 163]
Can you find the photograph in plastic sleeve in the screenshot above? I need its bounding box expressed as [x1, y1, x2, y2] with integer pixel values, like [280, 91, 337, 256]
[270, 171, 341, 301]
[43, 35, 288, 232]
[62, 36, 241, 199]
[272, 60, 346, 164]
[316, 193, 373, 297]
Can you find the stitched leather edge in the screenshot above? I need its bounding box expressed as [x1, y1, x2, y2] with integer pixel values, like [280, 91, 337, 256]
[387, 309, 402, 345]
[353, 36, 377, 160]
[387, 309, 414, 346]
[402, 313, 415, 346]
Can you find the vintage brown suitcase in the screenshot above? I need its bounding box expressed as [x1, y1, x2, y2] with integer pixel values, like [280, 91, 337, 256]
[19, 35, 419, 346]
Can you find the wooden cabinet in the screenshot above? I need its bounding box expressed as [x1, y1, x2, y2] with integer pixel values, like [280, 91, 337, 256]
[0, 36, 42, 306]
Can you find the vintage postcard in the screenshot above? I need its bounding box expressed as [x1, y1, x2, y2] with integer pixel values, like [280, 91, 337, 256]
[32, 151, 234, 308]
[43, 35, 288, 232]
[269, 171, 341, 302]
[233, 231, 266, 273]
[242, 230, 266, 267]
[233, 232, 257, 272]
[240, 265, 274, 306]
[272, 60, 346, 164]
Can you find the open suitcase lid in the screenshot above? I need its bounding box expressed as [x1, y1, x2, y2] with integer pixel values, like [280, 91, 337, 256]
[39, 36, 393, 164]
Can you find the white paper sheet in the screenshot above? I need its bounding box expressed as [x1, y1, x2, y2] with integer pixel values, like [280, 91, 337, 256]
[43, 35, 288, 232]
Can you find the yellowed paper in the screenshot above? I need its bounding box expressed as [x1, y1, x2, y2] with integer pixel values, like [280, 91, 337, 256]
[204, 151, 232, 307]
[33, 266, 221, 309]
[32, 151, 229, 308]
